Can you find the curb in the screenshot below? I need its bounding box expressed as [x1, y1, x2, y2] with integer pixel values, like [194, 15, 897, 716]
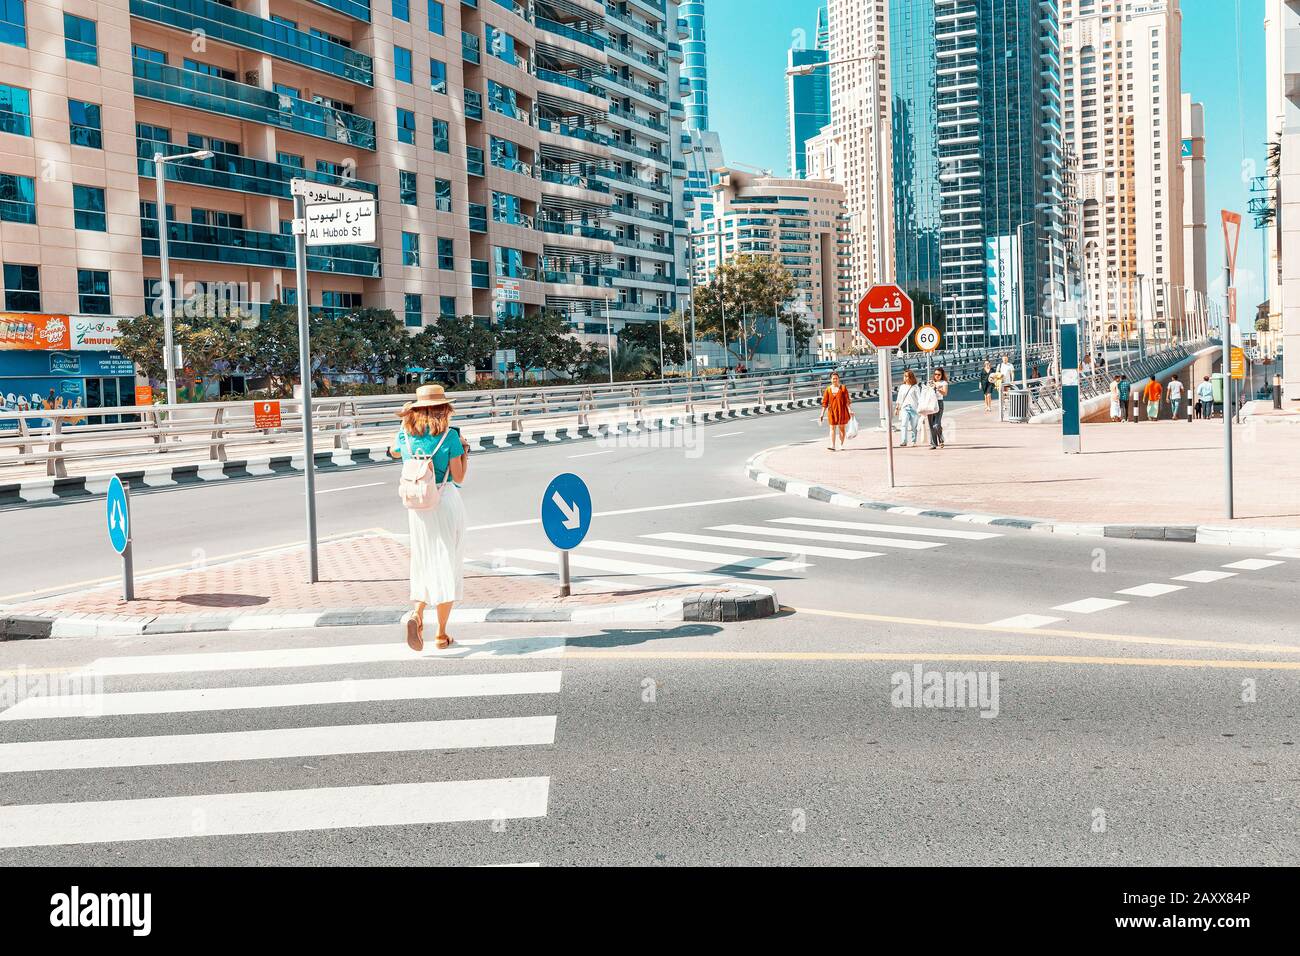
[745, 447, 1300, 550]
[0, 394, 871, 511]
[0, 586, 779, 640]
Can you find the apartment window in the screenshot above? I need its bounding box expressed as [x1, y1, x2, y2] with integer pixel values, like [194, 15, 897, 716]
[78, 269, 111, 315]
[428, 0, 444, 35]
[0, 172, 34, 223]
[393, 0, 409, 21]
[402, 231, 420, 266]
[132, 44, 166, 64]
[137, 122, 171, 146]
[404, 292, 422, 327]
[0, 83, 32, 136]
[64, 13, 97, 65]
[395, 45, 412, 83]
[0, 0, 25, 48]
[432, 117, 449, 152]
[321, 291, 362, 311]
[270, 14, 297, 28]
[491, 191, 522, 224]
[4, 262, 39, 311]
[399, 169, 417, 205]
[438, 237, 453, 270]
[68, 99, 102, 148]
[435, 178, 451, 213]
[430, 58, 447, 94]
[487, 80, 523, 120]
[190, 133, 239, 155]
[316, 159, 350, 179]
[274, 82, 300, 98]
[493, 245, 525, 278]
[277, 151, 304, 168]
[397, 107, 416, 144]
[486, 25, 518, 65]
[73, 185, 106, 231]
[184, 59, 235, 81]
[439, 295, 455, 318]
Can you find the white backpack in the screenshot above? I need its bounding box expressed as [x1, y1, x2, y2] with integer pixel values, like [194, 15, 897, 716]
[398, 429, 451, 511]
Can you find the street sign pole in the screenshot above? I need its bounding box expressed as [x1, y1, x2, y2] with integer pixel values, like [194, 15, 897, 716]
[858, 285, 915, 486]
[120, 480, 134, 601]
[1060, 315, 1081, 454]
[542, 473, 592, 599]
[558, 551, 571, 598]
[293, 191, 320, 583]
[882, 346, 896, 488]
[1221, 210, 1241, 520]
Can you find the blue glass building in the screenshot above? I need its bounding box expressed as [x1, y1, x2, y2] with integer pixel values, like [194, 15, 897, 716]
[681, 0, 709, 132]
[787, 40, 830, 178]
[890, 0, 1064, 347]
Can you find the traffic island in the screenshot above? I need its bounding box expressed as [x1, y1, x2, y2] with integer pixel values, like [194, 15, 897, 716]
[746, 413, 1300, 549]
[0, 532, 778, 639]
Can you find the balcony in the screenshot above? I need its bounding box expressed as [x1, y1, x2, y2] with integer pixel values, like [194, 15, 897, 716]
[137, 139, 379, 200]
[310, 0, 371, 22]
[541, 220, 614, 241]
[605, 7, 666, 43]
[462, 31, 480, 64]
[537, 68, 604, 98]
[130, 0, 373, 85]
[471, 260, 490, 288]
[540, 168, 610, 192]
[537, 116, 613, 146]
[608, 104, 667, 133]
[133, 59, 376, 150]
[536, 17, 606, 51]
[465, 88, 483, 121]
[468, 203, 487, 232]
[593, 167, 667, 193]
[140, 219, 381, 276]
[490, 0, 531, 22]
[467, 145, 485, 176]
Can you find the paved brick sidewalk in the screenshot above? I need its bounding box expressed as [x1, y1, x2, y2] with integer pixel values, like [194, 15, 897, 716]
[761, 410, 1300, 529]
[8, 533, 738, 618]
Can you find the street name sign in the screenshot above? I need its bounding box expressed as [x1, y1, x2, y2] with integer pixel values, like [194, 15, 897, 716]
[291, 179, 372, 205]
[301, 200, 376, 246]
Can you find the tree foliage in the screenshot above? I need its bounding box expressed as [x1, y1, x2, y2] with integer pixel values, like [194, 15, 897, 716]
[619, 317, 689, 373]
[691, 256, 813, 364]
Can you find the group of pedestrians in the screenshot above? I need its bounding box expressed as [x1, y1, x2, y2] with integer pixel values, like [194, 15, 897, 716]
[818, 367, 950, 451]
[1107, 373, 1218, 422]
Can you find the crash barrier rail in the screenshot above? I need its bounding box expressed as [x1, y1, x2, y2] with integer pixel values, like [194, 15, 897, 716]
[1021, 341, 1211, 417]
[0, 343, 1050, 478]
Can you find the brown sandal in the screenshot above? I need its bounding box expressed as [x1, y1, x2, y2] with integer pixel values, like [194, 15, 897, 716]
[404, 612, 424, 652]
[435, 634, 454, 650]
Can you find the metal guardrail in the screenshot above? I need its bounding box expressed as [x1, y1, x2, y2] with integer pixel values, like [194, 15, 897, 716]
[0, 344, 1048, 478]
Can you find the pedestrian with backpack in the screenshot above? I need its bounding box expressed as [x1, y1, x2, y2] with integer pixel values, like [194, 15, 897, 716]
[389, 384, 470, 651]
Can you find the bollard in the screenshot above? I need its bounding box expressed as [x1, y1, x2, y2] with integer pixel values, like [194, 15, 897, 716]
[1275, 373, 1283, 410]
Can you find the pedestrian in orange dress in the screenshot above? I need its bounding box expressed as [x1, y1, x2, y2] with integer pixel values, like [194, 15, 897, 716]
[819, 371, 852, 450]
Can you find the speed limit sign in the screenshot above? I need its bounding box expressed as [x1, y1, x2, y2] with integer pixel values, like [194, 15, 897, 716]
[915, 324, 941, 352]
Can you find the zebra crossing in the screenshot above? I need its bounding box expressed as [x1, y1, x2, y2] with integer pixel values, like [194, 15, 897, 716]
[483, 513, 1002, 588]
[0, 634, 564, 860]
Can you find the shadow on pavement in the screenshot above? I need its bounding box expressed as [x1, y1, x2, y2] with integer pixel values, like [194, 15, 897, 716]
[566, 623, 723, 650]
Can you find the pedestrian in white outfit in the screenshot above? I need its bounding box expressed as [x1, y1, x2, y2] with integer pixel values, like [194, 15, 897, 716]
[389, 383, 470, 651]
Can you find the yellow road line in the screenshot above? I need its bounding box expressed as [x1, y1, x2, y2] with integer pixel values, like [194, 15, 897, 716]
[561, 649, 1300, 671]
[0, 527, 391, 604]
[785, 605, 1300, 656]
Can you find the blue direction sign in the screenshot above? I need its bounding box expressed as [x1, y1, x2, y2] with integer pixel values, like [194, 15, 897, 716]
[106, 475, 130, 554]
[541, 473, 591, 550]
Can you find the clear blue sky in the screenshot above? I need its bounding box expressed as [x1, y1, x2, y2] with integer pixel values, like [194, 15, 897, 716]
[706, 0, 1268, 311]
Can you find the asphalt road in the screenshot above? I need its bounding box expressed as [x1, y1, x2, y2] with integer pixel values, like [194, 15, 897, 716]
[1, 381, 1298, 864]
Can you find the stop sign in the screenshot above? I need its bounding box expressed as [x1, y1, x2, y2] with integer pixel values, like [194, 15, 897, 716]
[858, 284, 915, 349]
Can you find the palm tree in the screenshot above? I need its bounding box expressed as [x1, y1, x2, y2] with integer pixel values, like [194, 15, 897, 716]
[610, 344, 654, 381]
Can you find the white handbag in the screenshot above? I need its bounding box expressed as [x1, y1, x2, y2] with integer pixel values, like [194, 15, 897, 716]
[397, 429, 451, 511]
[917, 385, 940, 416]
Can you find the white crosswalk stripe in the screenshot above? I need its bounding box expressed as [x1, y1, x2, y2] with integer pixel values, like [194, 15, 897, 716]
[766, 517, 1002, 540]
[707, 524, 945, 550]
[491, 548, 724, 585]
[645, 531, 882, 561]
[0, 639, 564, 859]
[580, 539, 812, 572]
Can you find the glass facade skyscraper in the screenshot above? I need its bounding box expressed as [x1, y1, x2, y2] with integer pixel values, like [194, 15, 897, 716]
[681, 0, 710, 132]
[787, 9, 831, 180]
[890, 0, 1064, 347]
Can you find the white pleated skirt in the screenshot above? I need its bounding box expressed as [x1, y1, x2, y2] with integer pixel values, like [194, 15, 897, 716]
[407, 484, 466, 605]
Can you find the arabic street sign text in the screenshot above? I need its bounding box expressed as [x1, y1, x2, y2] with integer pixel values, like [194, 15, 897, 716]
[301, 200, 376, 247]
[290, 179, 372, 205]
[858, 284, 915, 349]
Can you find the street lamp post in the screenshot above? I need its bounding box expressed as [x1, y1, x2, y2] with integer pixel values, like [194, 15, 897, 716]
[153, 148, 214, 406]
[604, 296, 614, 384]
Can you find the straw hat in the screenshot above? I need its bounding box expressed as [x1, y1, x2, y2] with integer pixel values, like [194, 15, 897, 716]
[400, 383, 454, 415]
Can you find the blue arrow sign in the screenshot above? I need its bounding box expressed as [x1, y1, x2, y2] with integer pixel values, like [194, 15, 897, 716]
[106, 475, 130, 555]
[541, 473, 591, 551]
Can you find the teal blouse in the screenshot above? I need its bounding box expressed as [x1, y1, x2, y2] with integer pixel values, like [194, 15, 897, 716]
[394, 426, 465, 484]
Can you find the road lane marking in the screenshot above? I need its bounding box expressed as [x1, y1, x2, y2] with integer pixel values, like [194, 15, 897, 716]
[1222, 558, 1283, 571]
[1051, 598, 1128, 614]
[79, 636, 566, 678]
[1173, 570, 1237, 583]
[0, 777, 550, 848]
[306, 482, 385, 495]
[581, 539, 811, 571]
[1268, 549, 1300, 559]
[1, 671, 564, 720]
[567, 450, 614, 459]
[987, 614, 1064, 629]
[767, 516, 1001, 540]
[492, 548, 722, 585]
[648, 532, 881, 560]
[713, 431, 744, 437]
[1116, 583, 1187, 598]
[561, 649, 1300, 672]
[709, 523, 944, 551]
[786, 606, 1300, 655]
[0, 716, 558, 773]
[466, 492, 782, 532]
